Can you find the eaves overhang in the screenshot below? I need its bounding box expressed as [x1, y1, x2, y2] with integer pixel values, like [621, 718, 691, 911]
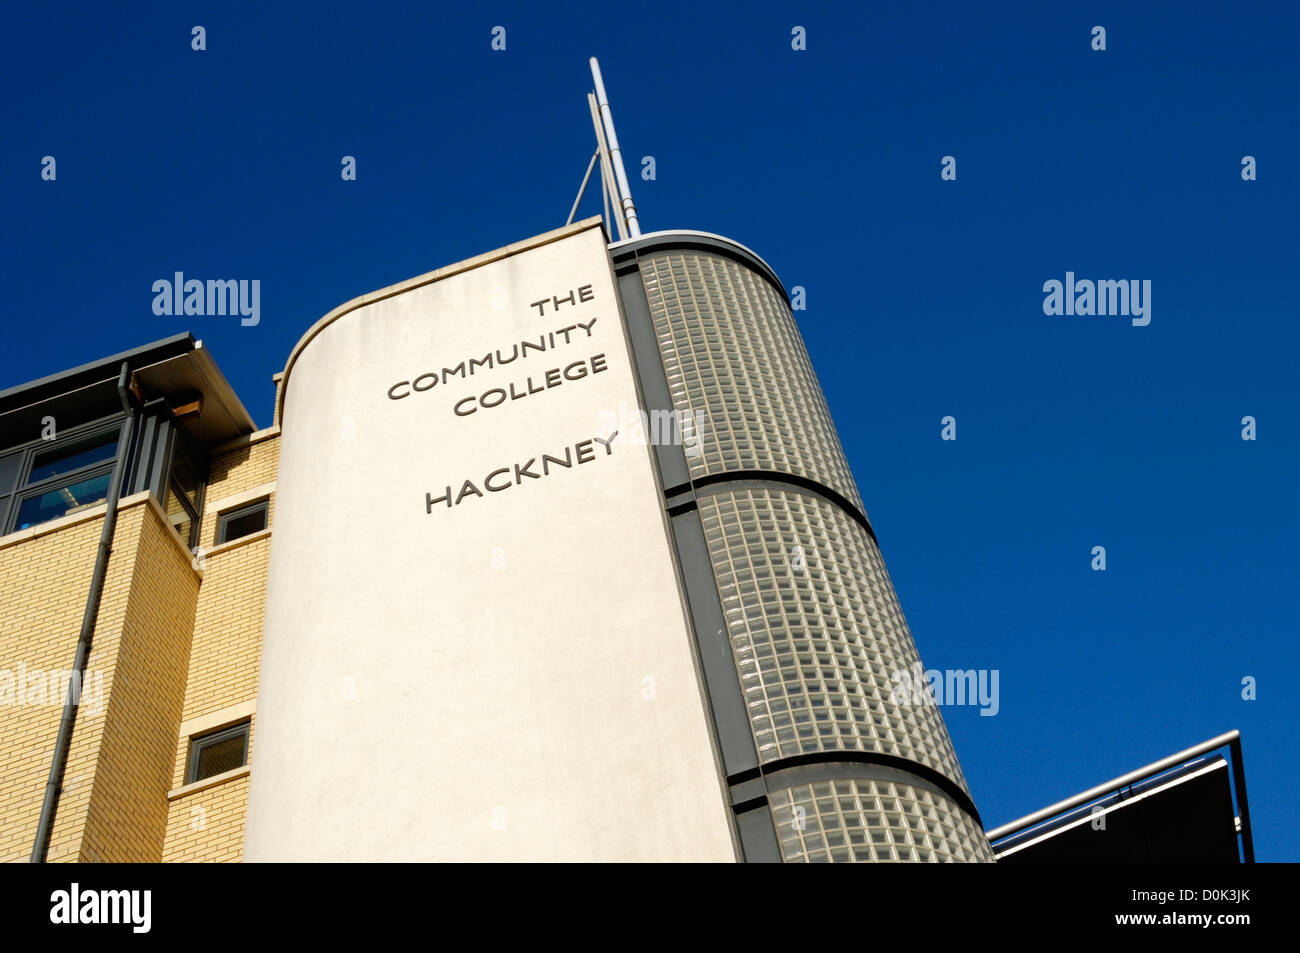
[0, 333, 256, 449]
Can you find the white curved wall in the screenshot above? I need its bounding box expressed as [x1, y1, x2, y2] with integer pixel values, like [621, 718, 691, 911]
[244, 221, 735, 861]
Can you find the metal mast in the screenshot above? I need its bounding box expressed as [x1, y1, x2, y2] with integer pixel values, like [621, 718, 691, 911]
[588, 57, 642, 239]
[568, 58, 644, 240]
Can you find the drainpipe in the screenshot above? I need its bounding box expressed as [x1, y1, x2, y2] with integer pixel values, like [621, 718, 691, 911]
[30, 362, 137, 862]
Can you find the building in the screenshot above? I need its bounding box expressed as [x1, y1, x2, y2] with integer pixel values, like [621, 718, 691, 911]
[0, 216, 995, 862]
[0, 333, 267, 862]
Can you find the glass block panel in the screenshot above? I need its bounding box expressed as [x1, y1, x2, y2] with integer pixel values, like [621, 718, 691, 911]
[639, 251, 864, 513]
[698, 486, 971, 795]
[638, 245, 988, 862]
[771, 778, 995, 863]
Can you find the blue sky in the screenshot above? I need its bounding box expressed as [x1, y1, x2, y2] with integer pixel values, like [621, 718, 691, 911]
[4, 2, 1296, 859]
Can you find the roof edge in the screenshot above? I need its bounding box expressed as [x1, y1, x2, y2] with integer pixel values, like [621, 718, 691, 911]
[274, 216, 607, 426]
[608, 229, 788, 299]
[0, 332, 196, 413]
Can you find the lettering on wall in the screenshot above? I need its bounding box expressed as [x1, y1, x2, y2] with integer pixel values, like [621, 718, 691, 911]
[381, 281, 632, 513]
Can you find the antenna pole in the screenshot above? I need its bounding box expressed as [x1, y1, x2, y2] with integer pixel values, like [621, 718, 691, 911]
[587, 91, 625, 241]
[589, 57, 642, 239]
[599, 147, 610, 237]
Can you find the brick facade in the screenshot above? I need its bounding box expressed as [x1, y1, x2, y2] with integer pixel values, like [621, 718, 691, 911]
[0, 424, 278, 863]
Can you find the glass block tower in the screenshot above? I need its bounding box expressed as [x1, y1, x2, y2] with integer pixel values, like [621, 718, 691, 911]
[609, 231, 994, 862]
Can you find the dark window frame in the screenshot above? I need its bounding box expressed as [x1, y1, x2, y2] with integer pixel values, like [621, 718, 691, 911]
[162, 427, 205, 551]
[26, 428, 120, 485]
[5, 415, 126, 535]
[185, 721, 250, 784]
[12, 466, 117, 532]
[216, 498, 269, 545]
[164, 475, 201, 550]
[1, 405, 213, 542]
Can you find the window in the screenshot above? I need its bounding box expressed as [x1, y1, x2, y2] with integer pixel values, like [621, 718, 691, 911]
[28, 430, 119, 483]
[10, 425, 121, 532]
[216, 499, 268, 544]
[186, 722, 250, 784]
[0, 407, 211, 540]
[14, 471, 113, 528]
[164, 483, 194, 546]
[164, 436, 203, 549]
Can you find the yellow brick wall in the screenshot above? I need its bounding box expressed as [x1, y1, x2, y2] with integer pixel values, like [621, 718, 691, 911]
[0, 499, 200, 863]
[161, 431, 278, 862]
[0, 514, 105, 863]
[197, 435, 278, 552]
[76, 505, 199, 862]
[39, 506, 148, 864]
[1, 426, 278, 864]
[163, 773, 251, 863]
[178, 536, 270, 727]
